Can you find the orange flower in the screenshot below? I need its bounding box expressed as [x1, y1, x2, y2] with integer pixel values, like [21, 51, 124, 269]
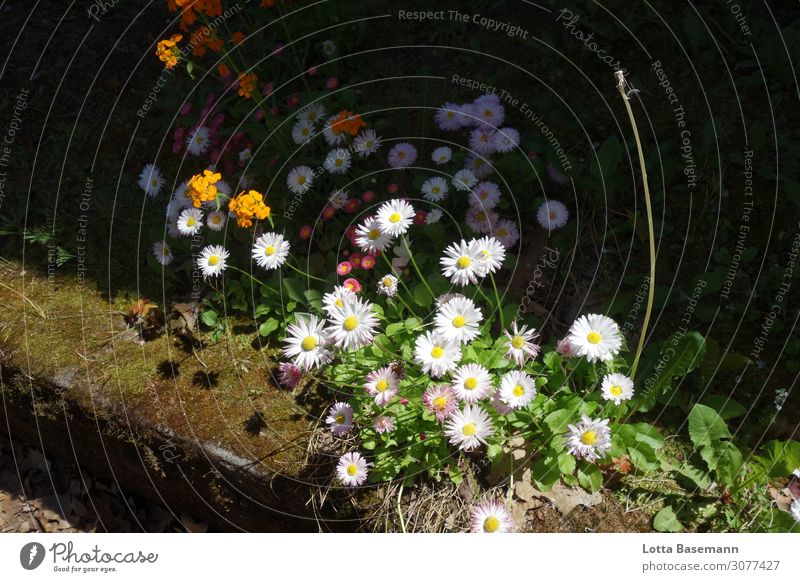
[155, 34, 183, 69]
[232, 31, 244, 44]
[238, 72, 258, 99]
[260, 0, 277, 7]
[186, 170, 223, 208]
[330, 110, 366, 136]
[189, 28, 224, 57]
[217, 63, 230, 77]
[228, 190, 270, 228]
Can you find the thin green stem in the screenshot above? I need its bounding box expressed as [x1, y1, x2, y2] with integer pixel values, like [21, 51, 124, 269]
[617, 73, 655, 381]
[284, 259, 328, 284]
[489, 272, 505, 330]
[402, 235, 435, 300]
[228, 264, 271, 290]
[396, 483, 407, 533]
[379, 252, 420, 318]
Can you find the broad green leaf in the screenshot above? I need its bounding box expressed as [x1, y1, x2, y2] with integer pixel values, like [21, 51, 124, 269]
[760, 440, 800, 478]
[258, 318, 279, 337]
[531, 456, 560, 491]
[200, 310, 218, 327]
[577, 462, 603, 492]
[653, 506, 683, 532]
[413, 284, 433, 308]
[557, 452, 576, 475]
[688, 404, 731, 448]
[700, 395, 746, 419]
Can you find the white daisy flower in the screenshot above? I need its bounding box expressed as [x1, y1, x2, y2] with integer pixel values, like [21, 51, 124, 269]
[431, 146, 453, 165]
[426, 209, 443, 225]
[495, 218, 520, 248]
[292, 119, 315, 144]
[537, 200, 569, 231]
[435, 102, 469, 131]
[354, 129, 382, 157]
[336, 451, 368, 486]
[138, 163, 164, 197]
[355, 217, 393, 254]
[566, 415, 612, 462]
[464, 154, 494, 179]
[469, 182, 501, 209]
[503, 322, 540, 366]
[435, 296, 483, 344]
[364, 365, 399, 406]
[471, 95, 505, 128]
[322, 285, 356, 315]
[453, 169, 478, 192]
[470, 500, 514, 533]
[444, 404, 495, 451]
[326, 402, 354, 436]
[326, 295, 379, 351]
[252, 232, 290, 270]
[167, 181, 191, 218]
[376, 274, 399, 298]
[186, 126, 211, 155]
[177, 207, 203, 236]
[568, 314, 623, 363]
[287, 165, 314, 193]
[421, 176, 449, 202]
[465, 205, 498, 234]
[238, 147, 252, 162]
[283, 314, 331, 370]
[387, 143, 417, 168]
[324, 148, 352, 174]
[473, 235, 505, 274]
[327, 189, 349, 210]
[413, 331, 461, 378]
[450, 363, 493, 403]
[493, 127, 520, 153]
[376, 199, 414, 237]
[498, 370, 537, 409]
[322, 115, 347, 145]
[600, 373, 634, 405]
[152, 241, 173, 266]
[206, 210, 227, 231]
[197, 244, 229, 277]
[321, 39, 336, 56]
[440, 239, 485, 286]
[297, 103, 325, 124]
[791, 499, 800, 523]
[469, 126, 498, 157]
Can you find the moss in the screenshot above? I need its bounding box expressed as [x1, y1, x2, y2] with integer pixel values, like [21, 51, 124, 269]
[0, 261, 309, 480]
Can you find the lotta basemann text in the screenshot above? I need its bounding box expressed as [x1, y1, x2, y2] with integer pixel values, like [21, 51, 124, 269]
[643, 544, 739, 554]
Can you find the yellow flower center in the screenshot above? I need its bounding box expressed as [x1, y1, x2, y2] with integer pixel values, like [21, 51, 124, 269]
[587, 331, 602, 344]
[398, 152, 406, 159]
[484, 109, 493, 117]
[335, 414, 345, 424]
[346, 464, 357, 476]
[581, 430, 597, 445]
[464, 377, 478, 390]
[476, 211, 487, 221]
[511, 336, 525, 349]
[302, 128, 309, 135]
[432, 186, 440, 194]
[186, 217, 196, 227]
[484, 516, 500, 533]
[297, 175, 306, 185]
[549, 211, 557, 220]
[512, 384, 525, 397]
[301, 336, 317, 351]
[382, 277, 393, 286]
[389, 212, 401, 223]
[264, 245, 276, 256]
[452, 315, 466, 328]
[498, 228, 508, 236]
[208, 256, 219, 266]
[376, 379, 389, 392]
[462, 423, 477, 437]
[432, 396, 447, 410]
[610, 385, 623, 397]
[446, 111, 454, 118]
[343, 316, 359, 331]
[369, 228, 381, 240]
[480, 191, 488, 199]
[151, 179, 158, 187]
[212, 215, 221, 223]
[430, 346, 444, 359]
[457, 256, 471, 269]
[335, 158, 343, 166]
[335, 298, 343, 308]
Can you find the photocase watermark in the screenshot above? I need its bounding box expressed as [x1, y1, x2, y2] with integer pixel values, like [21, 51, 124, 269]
[397, 9, 529, 38]
[451, 75, 572, 172]
[556, 9, 621, 70]
[0, 87, 30, 215]
[720, 148, 754, 300]
[86, 0, 122, 22]
[20, 542, 46, 570]
[515, 246, 560, 320]
[76, 177, 94, 286]
[750, 222, 800, 360]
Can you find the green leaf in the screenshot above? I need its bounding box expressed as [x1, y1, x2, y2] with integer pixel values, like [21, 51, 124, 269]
[638, 332, 706, 412]
[531, 456, 560, 491]
[557, 452, 576, 475]
[653, 506, 683, 532]
[577, 462, 603, 492]
[759, 440, 800, 478]
[543, 409, 574, 436]
[448, 466, 463, 485]
[200, 310, 218, 327]
[701, 395, 746, 419]
[385, 322, 406, 337]
[282, 277, 306, 303]
[676, 460, 713, 490]
[258, 318, 279, 337]
[688, 404, 732, 471]
[413, 284, 433, 308]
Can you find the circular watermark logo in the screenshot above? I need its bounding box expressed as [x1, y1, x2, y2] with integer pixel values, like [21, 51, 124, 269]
[20, 542, 46, 570]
